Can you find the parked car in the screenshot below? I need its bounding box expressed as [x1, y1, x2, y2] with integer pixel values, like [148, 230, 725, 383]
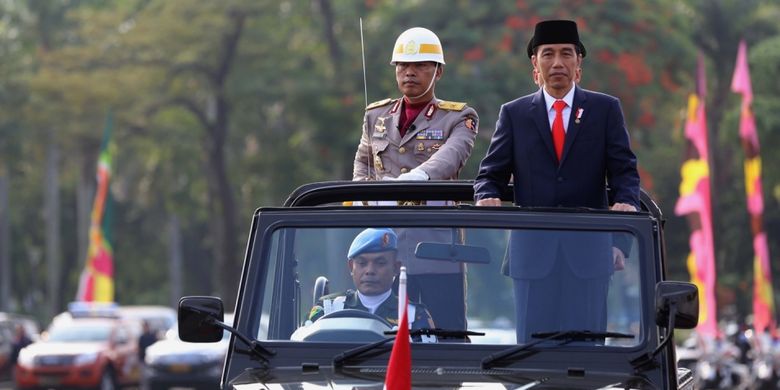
[142, 314, 234, 390]
[14, 305, 141, 389]
[177, 180, 699, 389]
[117, 305, 176, 337]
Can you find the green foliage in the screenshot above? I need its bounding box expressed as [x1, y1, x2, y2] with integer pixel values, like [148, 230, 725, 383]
[0, 0, 778, 325]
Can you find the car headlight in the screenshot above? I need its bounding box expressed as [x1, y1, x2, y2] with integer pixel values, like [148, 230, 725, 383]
[74, 352, 99, 366]
[17, 348, 35, 368]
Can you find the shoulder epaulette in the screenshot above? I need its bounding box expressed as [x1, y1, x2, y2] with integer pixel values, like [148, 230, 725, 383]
[437, 100, 467, 111]
[366, 98, 394, 111]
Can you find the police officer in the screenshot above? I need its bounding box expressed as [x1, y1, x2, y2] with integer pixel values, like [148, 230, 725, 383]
[353, 27, 478, 181]
[351, 27, 477, 331]
[308, 228, 435, 330]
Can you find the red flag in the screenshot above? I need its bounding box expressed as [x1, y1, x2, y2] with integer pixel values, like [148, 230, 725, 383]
[386, 267, 411, 390]
[386, 300, 411, 390]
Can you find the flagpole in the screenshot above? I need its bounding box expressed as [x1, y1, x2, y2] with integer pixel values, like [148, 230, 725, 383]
[398, 266, 407, 322]
[386, 266, 411, 390]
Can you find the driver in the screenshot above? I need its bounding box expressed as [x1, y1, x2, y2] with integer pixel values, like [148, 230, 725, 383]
[307, 228, 435, 330]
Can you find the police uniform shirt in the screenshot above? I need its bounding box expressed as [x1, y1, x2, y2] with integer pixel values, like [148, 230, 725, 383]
[353, 96, 478, 180]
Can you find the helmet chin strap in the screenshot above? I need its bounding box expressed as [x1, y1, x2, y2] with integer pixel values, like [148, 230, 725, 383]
[409, 63, 438, 100]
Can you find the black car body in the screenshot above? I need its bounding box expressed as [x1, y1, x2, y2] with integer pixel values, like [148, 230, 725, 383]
[179, 181, 698, 389]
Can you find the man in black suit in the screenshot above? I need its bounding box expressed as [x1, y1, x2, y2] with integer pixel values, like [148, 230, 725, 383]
[474, 20, 640, 342]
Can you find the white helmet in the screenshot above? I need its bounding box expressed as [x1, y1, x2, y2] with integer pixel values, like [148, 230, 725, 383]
[390, 27, 445, 65]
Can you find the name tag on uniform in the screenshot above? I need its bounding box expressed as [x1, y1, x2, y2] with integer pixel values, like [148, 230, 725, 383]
[415, 129, 444, 140]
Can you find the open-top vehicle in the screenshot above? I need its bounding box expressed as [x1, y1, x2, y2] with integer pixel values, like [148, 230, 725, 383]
[178, 180, 698, 389]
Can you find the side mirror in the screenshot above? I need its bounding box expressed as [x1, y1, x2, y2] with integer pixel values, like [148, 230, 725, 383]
[655, 281, 698, 329]
[178, 296, 224, 342]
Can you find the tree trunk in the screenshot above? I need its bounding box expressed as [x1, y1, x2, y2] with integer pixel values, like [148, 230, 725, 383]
[208, 10, 245, 309]
[168, 214, 183, 307]
[0, 170, 10, 311]
[316, 0, 350, 179]
[45, 134, 62, 317]
[207, 93, 239, 309]
[77, 159, 93, 275]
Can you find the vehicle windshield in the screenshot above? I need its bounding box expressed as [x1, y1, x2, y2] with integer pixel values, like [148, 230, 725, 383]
[48, 322, 112, 342]
[248, 224, 644, 348]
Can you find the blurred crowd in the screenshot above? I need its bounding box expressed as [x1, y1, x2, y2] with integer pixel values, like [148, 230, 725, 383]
[677, 321, 780, 389]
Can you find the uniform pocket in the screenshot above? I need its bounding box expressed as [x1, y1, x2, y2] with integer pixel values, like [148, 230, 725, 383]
[412, 140, 440, 162]
[370, 140, 390, 173]
[371, 139, 389, 153]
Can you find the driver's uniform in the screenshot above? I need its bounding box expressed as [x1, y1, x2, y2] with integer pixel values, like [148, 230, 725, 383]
[308, 289, 435, 330]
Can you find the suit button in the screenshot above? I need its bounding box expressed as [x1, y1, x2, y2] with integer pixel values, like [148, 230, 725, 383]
[557, 177, 563, 182]
[399, 147, 406, 154]
[400, 167, 409, 173]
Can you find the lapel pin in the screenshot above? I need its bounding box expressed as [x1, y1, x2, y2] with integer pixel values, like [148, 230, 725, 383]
[575, 108, 584, 124]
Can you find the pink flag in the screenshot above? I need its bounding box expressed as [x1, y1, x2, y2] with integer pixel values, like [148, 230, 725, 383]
[731, 40, 753, 105]
[676, 54, 718, 337]
[731, 40, 775, 334]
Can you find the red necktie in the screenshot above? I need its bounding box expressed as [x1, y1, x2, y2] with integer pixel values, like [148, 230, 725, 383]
[552, 100, 567, 162]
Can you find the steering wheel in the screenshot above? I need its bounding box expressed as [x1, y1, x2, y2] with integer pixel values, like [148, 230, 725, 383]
[318, 309, 393, 328]
[290, 308, 394, 342]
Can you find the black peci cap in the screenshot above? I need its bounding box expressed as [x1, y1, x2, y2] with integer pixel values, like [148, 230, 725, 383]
[526, 20, 587, 58]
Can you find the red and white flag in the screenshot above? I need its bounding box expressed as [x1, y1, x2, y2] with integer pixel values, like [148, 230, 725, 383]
[385, 266, 411, 390]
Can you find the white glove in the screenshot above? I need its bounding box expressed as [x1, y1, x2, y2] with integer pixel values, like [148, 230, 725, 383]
[395, 168, 429, 181]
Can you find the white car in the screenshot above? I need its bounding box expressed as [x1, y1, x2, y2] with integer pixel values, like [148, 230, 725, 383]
[142, 314, 233, 390]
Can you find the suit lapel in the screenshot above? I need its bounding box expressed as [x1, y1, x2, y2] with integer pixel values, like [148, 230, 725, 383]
[531, 90, 557, 163]
[560, 87, 588, 166]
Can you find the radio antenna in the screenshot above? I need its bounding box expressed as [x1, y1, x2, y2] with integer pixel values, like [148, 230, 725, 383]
[360, 18, 368, 108]
[359, 17, 374, 180]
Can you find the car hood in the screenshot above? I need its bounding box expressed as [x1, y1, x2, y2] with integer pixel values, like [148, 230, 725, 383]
[147, 338, 228, 356]
[226, 366, 654, 390]
[23, 341, 104, 356]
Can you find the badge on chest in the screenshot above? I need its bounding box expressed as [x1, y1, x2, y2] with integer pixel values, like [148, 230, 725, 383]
[415, 128, 444, 140]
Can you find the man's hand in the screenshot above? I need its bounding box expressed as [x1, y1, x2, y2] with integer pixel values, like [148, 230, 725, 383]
[612, 247, 626, 271]
[476, 198, 502, 206]
[610, 202, 637, 212]
[395, 168, 429, 181]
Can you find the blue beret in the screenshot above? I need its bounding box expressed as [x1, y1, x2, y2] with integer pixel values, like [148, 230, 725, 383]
[348, 228, 397, 258]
